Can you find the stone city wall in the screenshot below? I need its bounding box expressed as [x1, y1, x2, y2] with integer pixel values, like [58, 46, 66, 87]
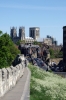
[0, 55, 26, 97]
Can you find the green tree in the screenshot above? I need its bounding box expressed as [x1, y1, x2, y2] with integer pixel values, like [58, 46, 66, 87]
[49, 48, 55, 58]
[0, 30, 3, 36]
[56, 51, 63, 58]
[20, 40, 25, 44]
[33, 41, 39, 45]
[16, 40, 21, 45]
[0, 32, 20, 68]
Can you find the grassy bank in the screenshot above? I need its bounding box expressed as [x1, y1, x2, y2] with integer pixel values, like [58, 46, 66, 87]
[28, 64, 66, 100]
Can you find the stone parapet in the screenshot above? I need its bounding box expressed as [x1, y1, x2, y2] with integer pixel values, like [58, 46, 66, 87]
[0, 54, 26, 97]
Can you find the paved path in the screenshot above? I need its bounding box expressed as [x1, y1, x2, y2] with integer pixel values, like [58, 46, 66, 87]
[0, 67, 30, 100]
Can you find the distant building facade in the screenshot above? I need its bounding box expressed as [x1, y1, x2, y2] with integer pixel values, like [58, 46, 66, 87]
[63, 26, 66, 65]
[43, 35, 57, 46]
[10, 27, 35, 44]
[19, 44, 39, 57]
[25, 37, 34, 44]
[10, 27, 17, 39]
[36, 38, 43, 43]
[19, 27, 25, 40]
[10, 26, 25, 43]
[43, 38, 52, 45]
[29, 27, 40, 40]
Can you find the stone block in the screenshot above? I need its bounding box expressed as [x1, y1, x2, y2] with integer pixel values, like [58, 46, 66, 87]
[15, 65, 20, 81]
[0, 69, 3, 97]
[0, 69, 2, 82]
[10, 66, 16, 87]
[6, 68, 12, 89]
[2, 68, 8, 95]
[18, 64, 23, 77]
[2, 68, 7, 81]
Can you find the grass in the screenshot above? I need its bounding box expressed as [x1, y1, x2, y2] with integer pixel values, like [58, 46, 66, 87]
[28, 64, 66, 100]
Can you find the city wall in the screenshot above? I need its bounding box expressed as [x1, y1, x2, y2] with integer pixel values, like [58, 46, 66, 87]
[0, 55, 30, 98]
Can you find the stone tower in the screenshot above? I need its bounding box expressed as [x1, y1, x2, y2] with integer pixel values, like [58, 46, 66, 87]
[29, 27, 40, 40]
[19, 27, 25, 40]
[10, 27, 17, 39]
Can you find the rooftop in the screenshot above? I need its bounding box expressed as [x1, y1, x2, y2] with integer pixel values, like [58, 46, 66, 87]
[25, 37, 34, 40]
[29, 27, 40, 29]
[63, 26, 66, 28]
[36, 38, 43, 42]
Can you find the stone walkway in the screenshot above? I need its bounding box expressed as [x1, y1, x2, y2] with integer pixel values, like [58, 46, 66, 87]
[0, 67, 30, 100]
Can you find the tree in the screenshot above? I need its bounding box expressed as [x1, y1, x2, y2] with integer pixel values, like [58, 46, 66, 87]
[0, 32, 20, 68]
[21, 40, 25, 44]
[49, 48, 55, 58]
[16, 40, 25, 45]
[16, 40, 21, 45]
[33, 41, 39, 45]
[0, 30, 3, 36]
[56, 51, 63, 58]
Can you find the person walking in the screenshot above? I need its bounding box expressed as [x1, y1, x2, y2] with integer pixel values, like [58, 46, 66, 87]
[25, 59, 27, 67]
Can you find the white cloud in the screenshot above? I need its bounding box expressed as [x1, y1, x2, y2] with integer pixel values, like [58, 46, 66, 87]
[0, 4, 66, 10]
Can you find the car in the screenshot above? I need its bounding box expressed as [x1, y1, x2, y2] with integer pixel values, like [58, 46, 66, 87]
[34, 58, 38, 62]
[55, 67, 60, 72]
[40, 62, 44, 66]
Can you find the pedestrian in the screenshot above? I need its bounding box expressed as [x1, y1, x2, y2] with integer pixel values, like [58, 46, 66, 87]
[25, 59, 27, 67]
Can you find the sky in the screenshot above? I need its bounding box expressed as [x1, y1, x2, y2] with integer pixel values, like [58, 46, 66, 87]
[0, 0, 66, 45]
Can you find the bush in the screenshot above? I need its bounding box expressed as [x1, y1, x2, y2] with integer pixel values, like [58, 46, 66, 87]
[56, 51, 63, 58]
[49, 48, 55, 58]
[0, 32, 20, 68]
[28, 64, 66, 100]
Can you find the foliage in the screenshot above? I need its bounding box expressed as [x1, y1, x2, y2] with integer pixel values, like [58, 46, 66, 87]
[16, 40, 25, 45]
[16, 40, 21, 45]
[0, 31, 20, 68]
[49, 48, 54, 55]
[49, 48, 63, 59]
[0, 30, 3, 36]
[56, 51, 63, 58]
[21, 40, 25, 44]
[49, 48, 55, 58]
[28, 64, 66, 100]
[33, 41, 39, 45]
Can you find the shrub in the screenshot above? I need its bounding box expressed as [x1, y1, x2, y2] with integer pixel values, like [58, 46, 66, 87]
[28, 64, 66, 100]
[0, 32, 20, 68]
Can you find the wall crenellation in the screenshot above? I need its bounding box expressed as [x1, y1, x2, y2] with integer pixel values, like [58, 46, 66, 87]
[0, 55, 26, 97]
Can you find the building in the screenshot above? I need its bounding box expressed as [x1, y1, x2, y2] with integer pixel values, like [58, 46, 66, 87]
[63, 26, 66, 65]
[10, 27, 25, 43]
[46, 35, 57, 46]
[10, 27, 17, 39]
[19, 44, 39, 57]
[36, 38, 43, 43]
[29, 27, 40, 40]
[25, 37, 34, 44]
[19, 27, 25, 40]
[43, 38, 52, 45]
[10, 26, 40, 44]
